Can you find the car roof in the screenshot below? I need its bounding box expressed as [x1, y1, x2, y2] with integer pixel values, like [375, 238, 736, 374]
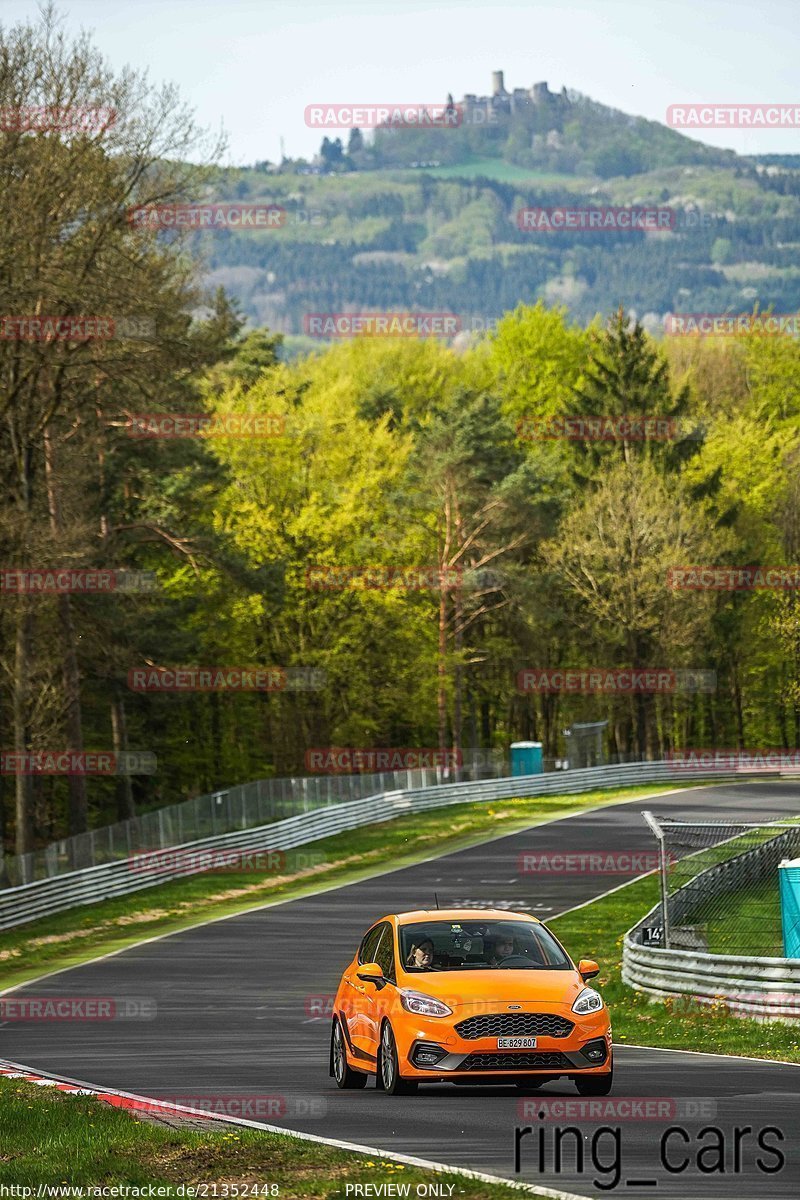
[389, 908, 542, 925]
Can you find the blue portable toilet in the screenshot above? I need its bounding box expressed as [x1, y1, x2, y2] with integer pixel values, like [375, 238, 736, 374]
[779, 859, 800, 958]
[510, 741, 543, 777]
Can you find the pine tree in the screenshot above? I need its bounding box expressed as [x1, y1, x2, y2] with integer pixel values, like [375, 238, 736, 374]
[570, 306, 700, 476]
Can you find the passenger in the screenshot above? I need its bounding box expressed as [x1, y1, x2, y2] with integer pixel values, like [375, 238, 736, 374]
[405, 937, 435, 970]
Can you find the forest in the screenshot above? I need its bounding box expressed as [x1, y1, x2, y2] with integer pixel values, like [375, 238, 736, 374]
[1, 9, 799, 862]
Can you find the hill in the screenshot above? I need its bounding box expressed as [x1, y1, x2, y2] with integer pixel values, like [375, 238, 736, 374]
[192, 74, 800, 337]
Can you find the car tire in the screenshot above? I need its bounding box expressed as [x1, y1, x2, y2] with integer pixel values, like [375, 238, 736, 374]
[574, 1065, 613, 1096]
[377, 1021, 418, 1095]
[330, 1017, 368, 1089]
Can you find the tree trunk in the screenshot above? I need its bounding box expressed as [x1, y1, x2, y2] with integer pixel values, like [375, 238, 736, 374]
[13, 600, 34, 861]
[452, 586, 463, 781]
[44, 426, 88, 837]
[437, 583, 448, 761]
[111, 694, 136, 820]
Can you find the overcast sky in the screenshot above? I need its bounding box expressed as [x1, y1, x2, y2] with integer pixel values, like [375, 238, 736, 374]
[3, 0, 799, 164]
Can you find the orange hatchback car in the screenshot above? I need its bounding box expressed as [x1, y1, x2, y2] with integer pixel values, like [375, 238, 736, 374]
[330, 908, 612, 1095]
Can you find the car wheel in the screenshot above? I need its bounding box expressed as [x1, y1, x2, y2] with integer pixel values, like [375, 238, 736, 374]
[330, 1017, 367, 1089]
[378, 1021, 418, 1095]
[574, 1066, 613, 1096]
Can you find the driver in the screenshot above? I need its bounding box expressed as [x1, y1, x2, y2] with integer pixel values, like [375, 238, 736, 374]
[485, 933, 514, 966]
[405, 937, 434, 970]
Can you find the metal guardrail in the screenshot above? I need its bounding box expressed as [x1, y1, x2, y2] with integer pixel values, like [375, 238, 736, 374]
[622, 940, 800, 1019]
[623, 824, 800, 1019]
[2, 750, 506, 887]
[0, 760, 727, 931]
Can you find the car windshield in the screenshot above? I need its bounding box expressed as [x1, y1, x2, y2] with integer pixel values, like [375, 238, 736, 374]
[399, 919, 571, 972]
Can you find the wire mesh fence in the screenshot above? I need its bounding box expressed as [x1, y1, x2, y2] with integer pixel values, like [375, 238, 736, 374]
[640, 813, 800, 956]
[0, 748, 507, 888]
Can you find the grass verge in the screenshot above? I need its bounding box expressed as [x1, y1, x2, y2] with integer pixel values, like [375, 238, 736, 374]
[0, 1077, 545, 1198]
[549, 875, 800, 1063]
[0, 783, 689, 993]
[703, 877, 782, 955]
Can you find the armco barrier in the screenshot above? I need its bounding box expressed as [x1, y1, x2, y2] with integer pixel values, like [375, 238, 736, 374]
[622, 939, 800, 1019]
[623, 824, 800, 1019]
[0, 761, 734, 931]
[2, 750, 506, 887]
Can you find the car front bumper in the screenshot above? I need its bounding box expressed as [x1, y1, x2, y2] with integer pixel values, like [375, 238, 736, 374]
[394, 1010, 612, 1079]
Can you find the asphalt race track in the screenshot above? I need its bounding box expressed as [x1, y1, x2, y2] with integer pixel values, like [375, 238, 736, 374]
[4, 780, 800, 1198]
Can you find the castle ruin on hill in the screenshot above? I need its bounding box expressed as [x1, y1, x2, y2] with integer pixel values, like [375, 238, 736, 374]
[454, 70, 570, 122]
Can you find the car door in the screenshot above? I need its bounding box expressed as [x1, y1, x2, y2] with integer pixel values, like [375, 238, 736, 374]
[362, 921, 397, 1057]
[343, 923, 384, 1064]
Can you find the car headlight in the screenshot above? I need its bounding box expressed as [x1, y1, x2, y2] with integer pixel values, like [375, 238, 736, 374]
[572, 987, 604, 1015]
[399, 989, 453, 1017]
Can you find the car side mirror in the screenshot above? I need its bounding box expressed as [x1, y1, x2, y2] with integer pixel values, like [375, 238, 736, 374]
[578, 958, 599, 981]
[356, 962, 385, 987]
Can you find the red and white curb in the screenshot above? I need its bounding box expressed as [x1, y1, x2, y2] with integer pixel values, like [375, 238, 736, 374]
[1, 1057, 592, 1200]
[0, 1060, 210, 1115]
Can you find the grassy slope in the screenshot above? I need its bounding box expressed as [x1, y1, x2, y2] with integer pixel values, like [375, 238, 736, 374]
[702, 877, 783, 956]
[391, 158, 595, 188]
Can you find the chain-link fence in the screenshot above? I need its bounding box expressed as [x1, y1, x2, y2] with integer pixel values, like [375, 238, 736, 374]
[641, 813, 800, 956]
[0, 748, 506, 888]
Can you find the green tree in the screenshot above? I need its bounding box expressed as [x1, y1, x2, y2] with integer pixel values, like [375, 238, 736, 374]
[571, 307, 698, 474]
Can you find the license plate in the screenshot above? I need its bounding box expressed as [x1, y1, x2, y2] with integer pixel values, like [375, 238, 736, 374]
[497, 1036, 537, 1049]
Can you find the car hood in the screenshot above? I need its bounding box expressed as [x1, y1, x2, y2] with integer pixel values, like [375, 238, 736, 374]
[398, 968, 585, 1009]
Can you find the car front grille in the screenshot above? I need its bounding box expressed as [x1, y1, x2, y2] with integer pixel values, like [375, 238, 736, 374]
[460, 1051, 570, 1071]
[454, 1012, 574, 1040]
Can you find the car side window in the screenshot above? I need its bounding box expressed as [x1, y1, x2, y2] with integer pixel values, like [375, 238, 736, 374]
[373, 923, 396, 984]
[358, 924, 383, 964]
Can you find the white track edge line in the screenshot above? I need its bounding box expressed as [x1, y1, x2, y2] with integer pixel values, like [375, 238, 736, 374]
[620, 1043, 800, 1068]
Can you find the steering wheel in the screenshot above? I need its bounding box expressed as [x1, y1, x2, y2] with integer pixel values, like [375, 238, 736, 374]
[496, 953, 534, 967]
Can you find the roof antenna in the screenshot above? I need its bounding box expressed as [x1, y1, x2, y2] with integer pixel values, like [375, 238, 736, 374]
[434, 892, 440, 909]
